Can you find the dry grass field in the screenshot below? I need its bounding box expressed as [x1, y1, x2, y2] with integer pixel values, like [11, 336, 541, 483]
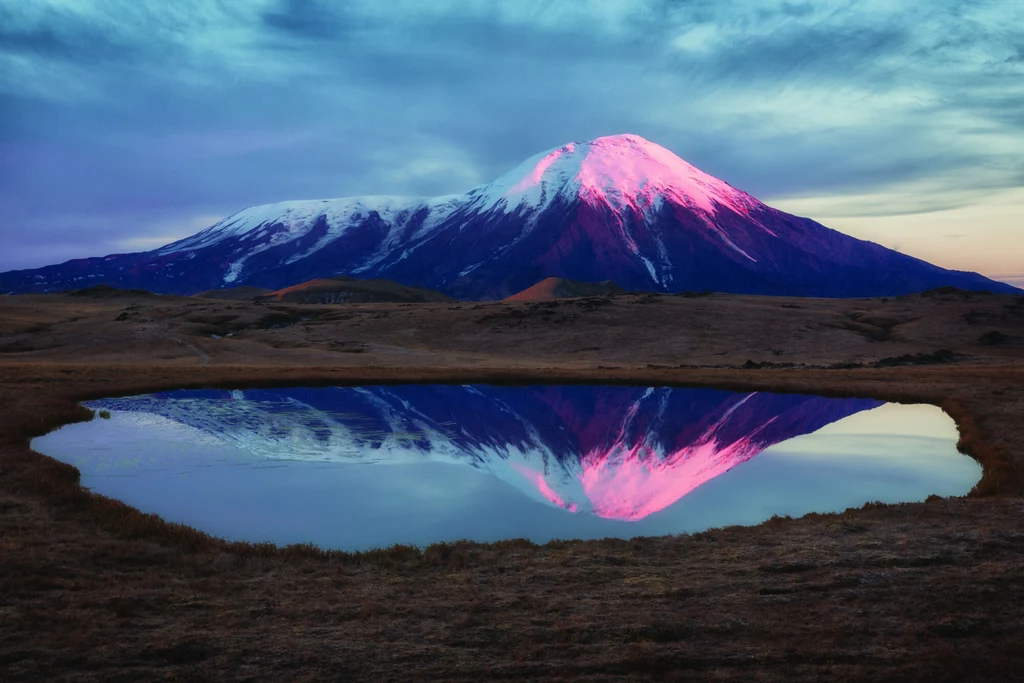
[2, 287, 1024, 681]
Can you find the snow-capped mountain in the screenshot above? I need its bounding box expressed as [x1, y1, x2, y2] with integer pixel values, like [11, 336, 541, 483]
[3, 134, 1017, 297]
[88, 385, 882, 521]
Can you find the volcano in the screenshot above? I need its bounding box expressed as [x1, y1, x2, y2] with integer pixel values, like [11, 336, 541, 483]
[89, 385, 882, 522]
[3, 134, 1016, 298]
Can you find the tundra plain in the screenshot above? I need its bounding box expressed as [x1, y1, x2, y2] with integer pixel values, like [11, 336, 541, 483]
[2, 287, 1024, 681]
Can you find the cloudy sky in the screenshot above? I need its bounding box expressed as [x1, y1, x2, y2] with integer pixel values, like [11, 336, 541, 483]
[2, 0, 1022, 285]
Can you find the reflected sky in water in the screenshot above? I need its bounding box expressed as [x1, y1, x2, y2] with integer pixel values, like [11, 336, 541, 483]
[32, 386, 980, 550]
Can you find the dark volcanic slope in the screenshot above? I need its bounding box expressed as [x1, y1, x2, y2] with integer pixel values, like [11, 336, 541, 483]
[2, 135, 1017, 299]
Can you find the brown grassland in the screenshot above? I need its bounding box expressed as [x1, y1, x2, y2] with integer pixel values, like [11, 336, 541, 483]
[1, 287, 1023, 681]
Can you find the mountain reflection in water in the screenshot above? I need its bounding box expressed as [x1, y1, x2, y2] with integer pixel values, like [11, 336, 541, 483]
[89, 386, 882, 521]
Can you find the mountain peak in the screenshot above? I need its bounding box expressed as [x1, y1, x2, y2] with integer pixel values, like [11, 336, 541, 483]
[4, 135, 1018, 298]
[479, 133, 761, 217]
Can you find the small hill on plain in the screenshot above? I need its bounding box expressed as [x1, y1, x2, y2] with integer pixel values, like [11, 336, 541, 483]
[194, 286, 275, 301]
[259, 276, 454, 304]
[505, 277, 627, 301]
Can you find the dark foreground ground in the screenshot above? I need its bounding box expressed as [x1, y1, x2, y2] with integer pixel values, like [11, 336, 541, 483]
[2, 288, 1024, 681]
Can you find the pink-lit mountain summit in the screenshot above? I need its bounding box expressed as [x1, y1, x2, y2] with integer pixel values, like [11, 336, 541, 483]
[2, 134, 1017, 297]
[481, 134, 759, 219]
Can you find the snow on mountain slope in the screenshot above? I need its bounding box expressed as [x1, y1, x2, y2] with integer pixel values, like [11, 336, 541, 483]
[157, 195, 462, 284]
[2, 134, 1018, 297]
[87, 385, 882, 521]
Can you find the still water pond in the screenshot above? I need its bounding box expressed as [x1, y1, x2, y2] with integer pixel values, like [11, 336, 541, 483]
[33, 386, 980, 550]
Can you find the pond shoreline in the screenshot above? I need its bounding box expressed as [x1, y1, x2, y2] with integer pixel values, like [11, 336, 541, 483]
[34, 386, 976, 550]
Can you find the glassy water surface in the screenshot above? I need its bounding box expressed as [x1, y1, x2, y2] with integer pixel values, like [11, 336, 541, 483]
[32, 385, 980, 550]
